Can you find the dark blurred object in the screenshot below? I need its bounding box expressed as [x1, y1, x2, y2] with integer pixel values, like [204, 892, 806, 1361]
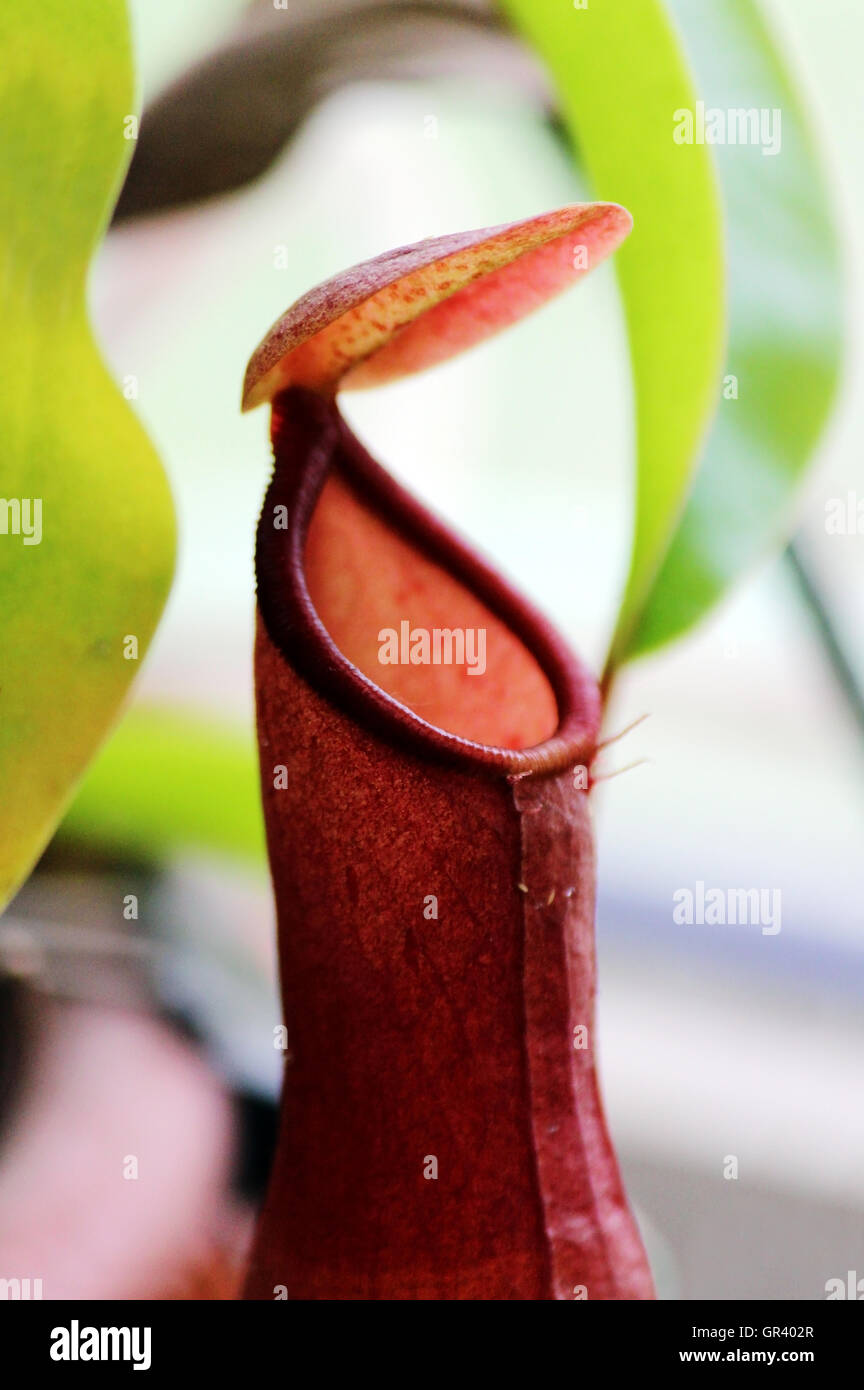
[0, 979, 29, 1150]
[0, 866, 262, 1297]
[234, 1092, 279, 1201]
[0, 989, 241, 1298]
[114, 0, 550, 220]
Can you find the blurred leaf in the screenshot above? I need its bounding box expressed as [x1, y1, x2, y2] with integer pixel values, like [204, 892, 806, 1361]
[0, 1, 175, 909]
[58, 708, 264, 865]
[627, 0, 843, 657]
[499, 0, 726, 675]
[117, 0, 545, 220]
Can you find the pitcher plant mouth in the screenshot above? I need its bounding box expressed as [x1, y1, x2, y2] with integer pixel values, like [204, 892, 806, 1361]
[255, 386, 600, 779]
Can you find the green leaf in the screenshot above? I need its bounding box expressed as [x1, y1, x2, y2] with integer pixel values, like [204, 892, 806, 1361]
[0, 1, 175, 909]
[499, 0, 726, 673]
[626, 0, 843, 657]
[57, 708, 264, 866]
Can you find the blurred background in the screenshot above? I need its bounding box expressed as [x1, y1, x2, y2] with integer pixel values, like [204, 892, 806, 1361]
[1, 0, 862, 1299]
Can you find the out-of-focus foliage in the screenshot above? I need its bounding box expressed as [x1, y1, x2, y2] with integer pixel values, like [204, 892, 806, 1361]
[0, 0, 175, 908]
[628, 0, 843, 657]
[500, 0, 727, 673]
[502, 0, 841, 670]
[58, 708, 263, 865]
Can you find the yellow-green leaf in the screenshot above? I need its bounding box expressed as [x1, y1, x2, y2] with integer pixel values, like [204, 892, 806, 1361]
[499, 0, 726, 673]
[0, 0, 175, 909]
[57, 708, 264, 866]
[626, 0, 843, 657]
